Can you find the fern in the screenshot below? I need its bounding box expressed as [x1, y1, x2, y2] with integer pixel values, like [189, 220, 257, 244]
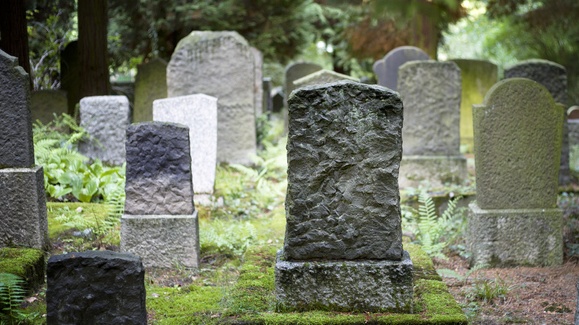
[0, 273, 26, 324]
[201, 219, 258, 258]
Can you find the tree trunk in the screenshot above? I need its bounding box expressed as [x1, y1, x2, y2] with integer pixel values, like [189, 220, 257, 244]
[78, 0, 110, 98]
[0, 0, 32, 84]
[409, 14, 439, 59]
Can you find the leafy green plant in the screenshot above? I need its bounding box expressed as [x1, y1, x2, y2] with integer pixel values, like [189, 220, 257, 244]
[0, 273, 27, 324]
[466, 277, 511, 304]
[201, 219, 258, 259]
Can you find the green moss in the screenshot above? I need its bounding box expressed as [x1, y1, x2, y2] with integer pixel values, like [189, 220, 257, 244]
[46, 202, 110, 239]
[147, 285, 222, 323]
[406, 243, 442, 281]
[0, 248, 45, 293]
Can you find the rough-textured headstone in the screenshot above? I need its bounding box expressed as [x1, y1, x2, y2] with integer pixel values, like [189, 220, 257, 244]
[167, 31, 256, 165]
[293, 69, 359, 89]
[30, 90, 68, 125]
[121, 122, 199, 268]
[0, 50, 34, 168]
[78, 96, 130, 165]
[134, 58, 168, 123]
[468, 78, 563, 267]
[504, 59, 570, 185]
[397, 60, 466, 187]
[60, 40, 80, 115]
[375, 46, 430, 90]
[47, 251, 146, 325]
[153, 95, 218, 202]
[276, 80, 413, 312]
[284, 62, 322, 104]
[251, 47, 263, 119]
[451, 59, 498, 152]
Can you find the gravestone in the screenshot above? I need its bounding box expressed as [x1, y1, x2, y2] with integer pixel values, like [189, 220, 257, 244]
[153, 94, 218, 204]
[251, 47, 263, 119]
[397, 61, 466, 188]
[46, 251, 146, 325]
[263, 77, 273, 115]
[504, 59, 570, 185]
[121, 122, 199, 268]
[293, 69, 359, 89]
[60, 40, 80, 116]
[30, 90, 68, 125]
[468, 78, 563, 267]
[134, 58, 168, 123]
[451, 59, 498, 152]
[78, 96, 130, 165]
[271, 87, 284, 113]
[167, 31, 256, 165]
[374, 46, 430, 90]
[275, 80, 413, 312]
[0, 49, 49, 250]
[284, 62, 322, 105]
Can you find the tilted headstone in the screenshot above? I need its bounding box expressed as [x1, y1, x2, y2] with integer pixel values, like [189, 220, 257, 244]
[468, 78, 563, 267]
[251, 47, 263, 119]
[153, 94, 218, 204]
[504, 59, 570, 185]
[121, 122, 199, 268]
[0, 49, 48, 250]
[78, 96, 130, 165]
[451, 59, 498, 152]
[293, 69, 359, 89]
[60, 40, 80, 116]
[275, 80, 413, 312]
[30, 90, 68, 125]
[47, 251, 146, 325]
[397, 60, 466, 188]
[134, 58, 168, 123]
[284, 62, 322, 104]
[167, 31, 256, 165]
[374, 46, 430, 90]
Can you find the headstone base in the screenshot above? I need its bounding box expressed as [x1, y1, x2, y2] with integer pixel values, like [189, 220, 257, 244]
[399, 155, 467, 188]
[275, 250, 414, 313]
[0, 166, 48, 250]
[467, 202, 563, 267]
[121, 212, 199, 268]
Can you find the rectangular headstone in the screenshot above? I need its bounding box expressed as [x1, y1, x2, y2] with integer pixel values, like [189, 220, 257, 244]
[251, 47, 263, 119]
[134, 58, 168, 123]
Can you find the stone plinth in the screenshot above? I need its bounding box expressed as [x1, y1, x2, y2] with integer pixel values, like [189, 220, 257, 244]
[399, 155, 467, 188]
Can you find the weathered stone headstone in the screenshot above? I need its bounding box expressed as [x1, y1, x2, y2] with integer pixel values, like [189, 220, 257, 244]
[134, 58, 168, 123]
[504, 59, 570, 185]
[47, 251, 146, 325]
[293, 69, 359, 89]
[372, 59, 385, 84]
[468, 78, 563, 267]
[374, 46, 430, 90]
[121, 122, 199, 268]
[451, 59, 498, 152]
[60, 40, 80, 116]
[263, 77, 273, 115]
[397, 61, 466, 188]
[271, 87, 284, 113]
[167, 31, 256, 165]
[153, 94, 218, 204]
[275, 80, 413, 312]
[78, 96, 130, 165]
[284, 62, 322, 104]
[30, 90, 68, 125]
[0, 49, 49, 250]
[251, 47, 263, 119]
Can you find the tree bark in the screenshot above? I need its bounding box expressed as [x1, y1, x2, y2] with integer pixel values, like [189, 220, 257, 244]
[0, 0, 32, 84]
[78, 0, 110, 98]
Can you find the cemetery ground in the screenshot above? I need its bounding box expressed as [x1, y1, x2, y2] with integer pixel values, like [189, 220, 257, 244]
[2, 119, 579, 324]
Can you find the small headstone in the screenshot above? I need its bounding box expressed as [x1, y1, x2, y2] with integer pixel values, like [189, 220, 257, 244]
[468, 78, 563, 267]
[293, 69, 359, 89]
[46, 251, 146, 325]
[504, 59, 570, 185]
[397, 60, 466, 187]
[275, 80, 413, 312]
[284, 62, 322, 104]
[121, 122, 199, 268]
[271, 87, 284, 113]
[134, 58, 168, 123]
[30, 90, 68, 125]
[78, 96, 130, 165]
[167, 31, 256, 165]
[263, 77, 273, 115]
[374, 46, 430, 90]
[60, 40, 80, 115]
[153, 94, 218, 203]
[251, 47, 263, 119]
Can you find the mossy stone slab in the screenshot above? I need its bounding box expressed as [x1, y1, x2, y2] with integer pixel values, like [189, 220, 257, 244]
[0, 247, 45, 294]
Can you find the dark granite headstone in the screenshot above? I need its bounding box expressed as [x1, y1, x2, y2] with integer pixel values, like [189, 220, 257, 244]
[271, 87, 284, 113]
[375, 46, 430, 90]
[60, 40, 80, 115]
[263, 77, 273, 115]
[46, 251, 146, 325]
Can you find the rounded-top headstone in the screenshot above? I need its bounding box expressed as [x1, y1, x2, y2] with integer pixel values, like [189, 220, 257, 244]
[473, 78, 563, 209]
[504, 59, 567, 105]
[377, 45, 430, 90]
[284, 62, 323, 102]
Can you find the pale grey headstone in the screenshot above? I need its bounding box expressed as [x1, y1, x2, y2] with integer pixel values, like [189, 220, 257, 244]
[377, 46, 430, 90]
[293, 69, 359, 89]
[251, 47, 263, 119]
[167, 31, 256, 165]
[30, 90, 68, 125]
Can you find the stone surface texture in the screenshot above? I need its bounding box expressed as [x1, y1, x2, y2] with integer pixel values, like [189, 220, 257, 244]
[275, 250, 414, 312]
[124, 122, 194, 215]
[284, 80, 404, 261]
[569, 120, 579, 148]
[251, 47, 263, 119]
[167, 31, 256, 165]
[473, 78, 563, 210]
[398, 61, 462, 156]
[467, 202, 563, 267]
[376, 46, 430, 90]
[153, 95, 218, 197]
[271, 87, 284, 113]
[134, 58, 168, 123]
[30, 90, 68, 125]
[263, 77, 273, 114]
[0, 49, 34, 168]
[399, 156, 467, 189]
[293, 69, 359, 89]
[0, 166, 48, 249]
[284, 62, 323, 104]
[121, 213, 200, 268]
[451, 59, 498, 151]
[78, 96, 130, 165]
[46, 251, 146, 325]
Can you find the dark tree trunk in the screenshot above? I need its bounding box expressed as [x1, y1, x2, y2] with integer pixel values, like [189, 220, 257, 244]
[0, 0, 32, 84]
[78, 0, 110, 98]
